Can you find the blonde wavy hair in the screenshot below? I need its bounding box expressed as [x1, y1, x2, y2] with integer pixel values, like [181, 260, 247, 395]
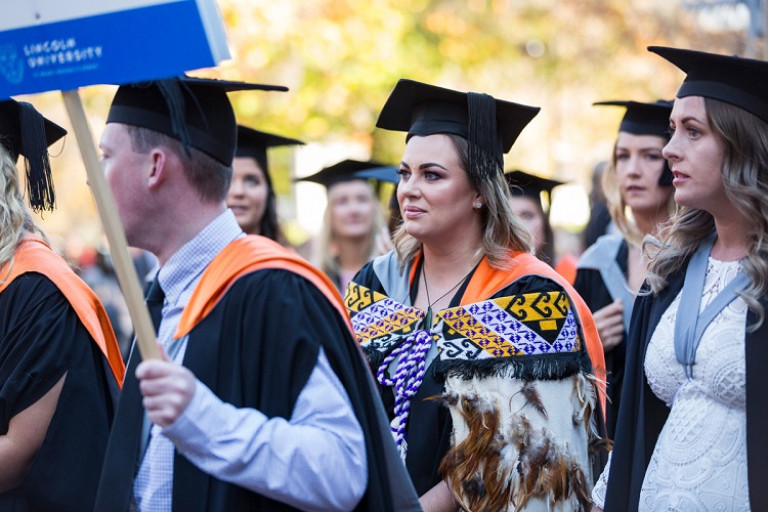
[602, 136, 675, 246]
[315, 179, 385, 279]
[645, 97, 768, 327]
[0, 145, 47, 271]
[393, 134, 533, 269]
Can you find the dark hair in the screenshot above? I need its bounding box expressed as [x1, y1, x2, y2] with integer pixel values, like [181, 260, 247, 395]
[257, 162, 280, 241]
[125, 125, 232, 202]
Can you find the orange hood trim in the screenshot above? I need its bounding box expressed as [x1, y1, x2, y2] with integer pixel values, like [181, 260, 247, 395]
[176, 236, 353, 340]
[0, 235, 125, 386]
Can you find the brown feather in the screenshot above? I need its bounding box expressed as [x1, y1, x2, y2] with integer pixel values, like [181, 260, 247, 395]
[568, 463, 592, 511]
[520, 381, 549, 419]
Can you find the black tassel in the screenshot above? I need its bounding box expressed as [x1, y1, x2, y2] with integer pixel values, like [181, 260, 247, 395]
[155, 79, 193, 158]
[18, 102, 55, 212]
[467, 92, 502, 186]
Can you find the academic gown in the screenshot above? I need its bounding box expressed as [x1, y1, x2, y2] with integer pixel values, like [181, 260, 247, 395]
[0, 245, 123, 512]
[95, 237, 419, 512]
[574, 237, 629, 439]
[603, 265, 768, 511]
[347, 250, 607, 509]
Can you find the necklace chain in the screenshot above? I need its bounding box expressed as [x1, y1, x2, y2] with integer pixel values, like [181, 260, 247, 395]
[421, 260, 477, 332]
[422, 262, 469, 309]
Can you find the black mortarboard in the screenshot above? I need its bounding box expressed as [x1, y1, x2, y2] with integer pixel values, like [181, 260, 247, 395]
[505, 169, 564, 205]
[0, 99, 66, 212]
[235, 125, 303, 177]
[649, 46, 768, 123]
[298, 159, 388, 189]
[594, 98, 674, 186]
[353, 165, 399, 184]
[376, 79, 540, 186]
[593, 99, 673, 138]
[107, 76, 288, 166]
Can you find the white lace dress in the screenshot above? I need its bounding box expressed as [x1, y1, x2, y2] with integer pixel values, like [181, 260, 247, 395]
[640, 258, 750, 511]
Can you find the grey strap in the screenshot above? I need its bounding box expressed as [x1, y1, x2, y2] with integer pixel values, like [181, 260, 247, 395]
[674, 234, 750, 379]
[579, 235, 634, 331]
[372, 251, 412, 305]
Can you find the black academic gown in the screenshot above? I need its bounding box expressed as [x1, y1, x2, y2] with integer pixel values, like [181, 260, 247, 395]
[0, 274, 116, 512]
[95, 269, 419, 512]
[603, 266, 768, 511]
[573, 239, 628, 440]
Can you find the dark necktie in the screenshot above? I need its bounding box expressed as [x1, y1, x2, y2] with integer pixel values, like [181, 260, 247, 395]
[144, 278, 165, 332]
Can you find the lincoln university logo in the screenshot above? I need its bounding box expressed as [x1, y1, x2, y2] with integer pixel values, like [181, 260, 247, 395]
[0, 44, 23, 84]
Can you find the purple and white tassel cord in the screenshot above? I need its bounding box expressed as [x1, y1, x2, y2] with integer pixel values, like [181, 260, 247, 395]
[376, 329, 433, 460]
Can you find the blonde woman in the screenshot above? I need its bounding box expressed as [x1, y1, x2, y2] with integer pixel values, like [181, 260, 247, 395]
[596, 47, 768, 512]
[346, 79, 607, 511]
[302, 159, 388, 292]
[0, 99, 124, 511]
[574, 99, 675, 438]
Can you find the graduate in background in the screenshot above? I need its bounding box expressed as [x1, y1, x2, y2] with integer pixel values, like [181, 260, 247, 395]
[0, 99, 124, 511]
[300, 159, 389, 292]
[574, 99, 675, 439]
[346, 79, 607, 511]
[94, 76, 419, 512]
[596, 47, 768, 512]
[505, 169, 578, 283]
[227, 125, 303, 242]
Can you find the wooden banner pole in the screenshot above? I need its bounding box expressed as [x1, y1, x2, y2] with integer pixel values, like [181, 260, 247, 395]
[61, 89, 162, 361]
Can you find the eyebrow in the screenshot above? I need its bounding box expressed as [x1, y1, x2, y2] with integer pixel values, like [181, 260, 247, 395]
[399, 161, 450, 171]
[674, 115, 705, 125]
[615, 146, 663, 152]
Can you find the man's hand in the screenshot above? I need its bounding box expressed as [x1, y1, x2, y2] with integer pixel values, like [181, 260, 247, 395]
[136, 360, 196, 428]
[593, 299, 624, 352]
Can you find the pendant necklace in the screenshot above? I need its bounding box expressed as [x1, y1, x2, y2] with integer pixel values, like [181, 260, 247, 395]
[421, 260, 474, 330]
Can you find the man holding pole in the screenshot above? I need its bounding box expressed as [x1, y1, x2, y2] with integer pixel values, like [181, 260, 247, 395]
[93, 77, 419, 512]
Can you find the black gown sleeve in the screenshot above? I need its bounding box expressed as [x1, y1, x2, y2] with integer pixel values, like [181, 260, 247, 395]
[0, 273, 115, 512]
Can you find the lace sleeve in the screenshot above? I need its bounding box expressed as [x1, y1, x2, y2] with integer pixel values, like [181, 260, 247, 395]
[591, 450, 612, 508]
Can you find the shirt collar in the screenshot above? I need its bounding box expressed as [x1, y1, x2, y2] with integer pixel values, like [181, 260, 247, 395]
[157, 209, 243, 304]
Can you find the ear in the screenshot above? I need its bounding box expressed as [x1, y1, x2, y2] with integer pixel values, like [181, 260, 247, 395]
[147, 148, 167, 189]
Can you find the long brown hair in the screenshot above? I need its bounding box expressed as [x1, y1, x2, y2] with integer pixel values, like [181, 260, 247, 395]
[645, 97, 768, 326]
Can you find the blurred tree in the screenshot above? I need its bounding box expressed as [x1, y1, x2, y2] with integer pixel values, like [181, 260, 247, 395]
[19, 0, 755, 249]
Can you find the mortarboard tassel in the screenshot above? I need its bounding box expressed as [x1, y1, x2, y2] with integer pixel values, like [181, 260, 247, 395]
[18, 102, 55, 212]
[155, 79, 193, 158]
[467, 92, 503, 186]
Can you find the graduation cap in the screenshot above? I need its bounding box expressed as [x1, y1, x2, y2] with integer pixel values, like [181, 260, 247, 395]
[376, 79, 540, 186]
[297, 159, 390, 189]
[649, 46, 768, 123]
[593, 98, 675, 187]
[504, 169, 564, 209]
[593, 99, 673, 138]
[235, 125, 304, 178]
[107, 76, 288, 166]
[0, 99, 66, 212]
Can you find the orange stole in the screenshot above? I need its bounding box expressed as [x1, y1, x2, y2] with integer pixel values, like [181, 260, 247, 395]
[176, 236, 353, 340]
[554, 253, 578, 285]
[409, 250, 606, 413]
[0, 235, 125, 385]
